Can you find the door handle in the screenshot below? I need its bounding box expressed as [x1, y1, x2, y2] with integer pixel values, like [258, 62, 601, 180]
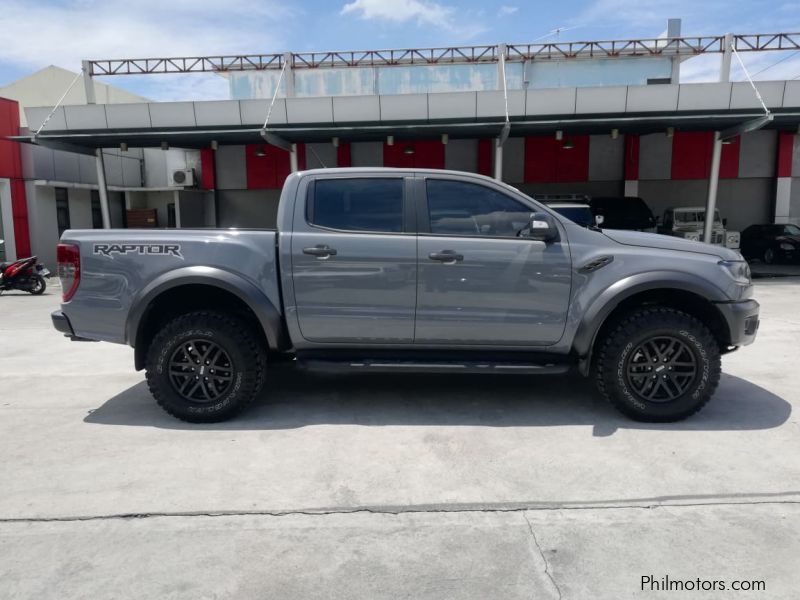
[303, 245, 338, 259]
[428, 250, 464, 263]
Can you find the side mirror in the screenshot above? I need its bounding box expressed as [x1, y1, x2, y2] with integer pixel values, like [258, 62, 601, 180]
[594, 214, 605, 227]
[523, 212, 559, 242]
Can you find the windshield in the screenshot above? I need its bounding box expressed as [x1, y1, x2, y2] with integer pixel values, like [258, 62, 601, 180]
[782, 224, 800, 236]
[552, 206, 593, 227]
[675, 210, 723, 226]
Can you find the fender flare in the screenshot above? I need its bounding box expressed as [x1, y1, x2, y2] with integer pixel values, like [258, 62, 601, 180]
[572, 270, 729, 360]
[126, 266, 288, 367]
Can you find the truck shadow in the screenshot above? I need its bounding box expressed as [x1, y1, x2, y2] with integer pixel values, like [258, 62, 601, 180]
[84, 371, 792, 436]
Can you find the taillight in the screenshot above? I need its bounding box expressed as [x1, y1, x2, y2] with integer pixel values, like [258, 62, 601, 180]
[57, 243, 81, 302]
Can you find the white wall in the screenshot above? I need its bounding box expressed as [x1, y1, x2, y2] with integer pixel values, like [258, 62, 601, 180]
[0, 66, 148, 126]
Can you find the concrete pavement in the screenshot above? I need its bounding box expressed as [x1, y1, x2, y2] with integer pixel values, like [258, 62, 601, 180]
[0, 282, 798, 598]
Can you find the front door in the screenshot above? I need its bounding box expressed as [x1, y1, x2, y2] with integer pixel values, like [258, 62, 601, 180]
[291, 175, 417, 343]
[415, 177, 572, 346]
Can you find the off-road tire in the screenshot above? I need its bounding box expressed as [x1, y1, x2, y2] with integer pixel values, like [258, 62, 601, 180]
[145, 311, 266, 423]
[594, 307, 721, 422]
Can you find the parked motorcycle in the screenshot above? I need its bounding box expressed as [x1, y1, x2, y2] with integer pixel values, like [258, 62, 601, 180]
[0, 240, 50, 295]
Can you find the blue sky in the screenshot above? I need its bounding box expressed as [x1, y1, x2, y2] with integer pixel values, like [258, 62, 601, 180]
[0, 0, 798, 101]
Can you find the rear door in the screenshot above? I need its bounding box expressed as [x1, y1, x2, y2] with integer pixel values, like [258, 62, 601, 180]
[290, 175, 417, 343]
[415, 176, 572, 346]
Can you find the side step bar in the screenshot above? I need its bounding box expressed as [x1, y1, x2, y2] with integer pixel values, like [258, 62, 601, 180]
[299, 359, 572, 375]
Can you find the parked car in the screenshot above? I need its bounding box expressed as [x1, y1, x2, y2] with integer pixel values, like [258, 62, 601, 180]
[541, 201, 597, 228]
[741, 223, 800, 264]
[52, 168, 759, 424]
[659, 207, 740, 249]
[588, 196, 657, 232]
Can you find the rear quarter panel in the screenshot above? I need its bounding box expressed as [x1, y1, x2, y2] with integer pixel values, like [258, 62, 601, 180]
[60, 229, 279, 344]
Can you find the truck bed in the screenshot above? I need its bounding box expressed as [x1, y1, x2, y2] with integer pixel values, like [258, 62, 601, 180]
[59, 228, 280, 345]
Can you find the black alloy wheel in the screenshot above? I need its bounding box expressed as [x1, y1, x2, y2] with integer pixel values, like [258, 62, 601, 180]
[168, 339, 235, 403]
[624, 336, 698, 403]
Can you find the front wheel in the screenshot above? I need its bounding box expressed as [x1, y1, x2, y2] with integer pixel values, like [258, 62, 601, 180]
[145, 311, 266, 423]
[763, 247, 775, 264]
[594, 307, 721, 422]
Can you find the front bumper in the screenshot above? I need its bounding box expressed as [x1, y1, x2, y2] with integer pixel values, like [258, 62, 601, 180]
[714, 299, 760, 347]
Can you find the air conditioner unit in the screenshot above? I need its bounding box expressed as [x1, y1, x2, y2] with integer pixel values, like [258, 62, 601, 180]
[171, 168, 195, 187]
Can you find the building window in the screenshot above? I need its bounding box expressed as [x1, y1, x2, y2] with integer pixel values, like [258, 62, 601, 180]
[91, 190, 103, 229]
[55, 188, 70, 236]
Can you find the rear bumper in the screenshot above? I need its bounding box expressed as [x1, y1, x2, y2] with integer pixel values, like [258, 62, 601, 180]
[714, 299, 760, 347]
[51, 310, 74, 336]
[51, 310, 95, 341]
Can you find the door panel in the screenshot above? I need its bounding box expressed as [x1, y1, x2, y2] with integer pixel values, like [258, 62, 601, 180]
[290, 176, 417, 344]
[415, 177, 572, 346]
[416, 237, 571, 345]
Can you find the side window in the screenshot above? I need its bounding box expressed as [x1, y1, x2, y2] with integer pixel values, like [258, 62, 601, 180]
[55, 187, 70, 236]
[308, 178, 404, 233]
[426, 179, 532, 238]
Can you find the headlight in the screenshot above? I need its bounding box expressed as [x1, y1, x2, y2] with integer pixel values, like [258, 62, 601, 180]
[727, 235, 738, 244]
[779, 242, 795, 251]
[685, 232, 701, 241]
[718, 259, 751, 285]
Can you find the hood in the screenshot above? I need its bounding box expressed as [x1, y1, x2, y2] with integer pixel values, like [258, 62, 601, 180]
[602, 229, 740, 260]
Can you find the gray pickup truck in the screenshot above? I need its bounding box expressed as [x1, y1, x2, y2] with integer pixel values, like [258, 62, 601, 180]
[52, 168, 759, 423]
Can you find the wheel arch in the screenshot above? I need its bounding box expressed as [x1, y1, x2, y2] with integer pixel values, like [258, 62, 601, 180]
[573, 271, 731, 374]
[127, 267, 289, 371]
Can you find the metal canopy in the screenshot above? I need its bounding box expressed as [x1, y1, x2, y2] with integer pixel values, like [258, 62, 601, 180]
[11, 110, 800, 151]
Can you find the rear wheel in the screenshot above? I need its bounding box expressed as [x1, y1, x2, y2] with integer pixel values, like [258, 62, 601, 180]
[763, 247, 775, 264]
[594, 307, 721, 422]
[145, 311, 266, 423]
[29, 275, 46, 295]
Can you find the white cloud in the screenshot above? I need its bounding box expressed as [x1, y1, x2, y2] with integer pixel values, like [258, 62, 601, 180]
[0, 0, 295, 100]
[498, 5, 518, 17]
[341, 0, 454, 27]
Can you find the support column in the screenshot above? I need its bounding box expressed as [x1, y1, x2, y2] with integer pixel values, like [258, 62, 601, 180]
[173, 190, 182, 228]
[283, 52, 295, 98]
[775, 131, 794, 224]
[95, 149, 111, 229]
[81, 60, 96, 105]
[703, 132, 723, 244]
[668, 18, 682, 84]
[493, 138, 503, 181]
[719, 33, 734, 83]
[289, 143, 299, 173]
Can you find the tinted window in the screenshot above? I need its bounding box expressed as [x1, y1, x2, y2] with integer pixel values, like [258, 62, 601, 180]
[309, 178, 403, 233]
[56, 188, 70, 236]
[552, 206, 593, 227]
[426, 179, 532, 237]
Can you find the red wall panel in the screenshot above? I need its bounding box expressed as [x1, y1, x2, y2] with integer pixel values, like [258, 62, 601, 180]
[383, 140, 445, 169]
[337, 143, 351, 168]
[245, 143, 291, 189]
[719, 135, 740, 179]
[624, 134, 640, 180]
[0, 98, 30, 257]
[11, 179, 30, 257]
[672, 131, 740, 180]
[477, 139, 493, 176]
[199, 148, 215, 190]
[777, 131, 794, 178]
[524, 135, 589, 183]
